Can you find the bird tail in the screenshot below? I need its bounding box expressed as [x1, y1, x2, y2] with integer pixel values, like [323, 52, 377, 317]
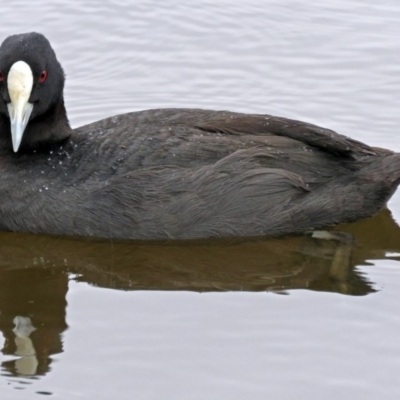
[290, 153, 400, 233]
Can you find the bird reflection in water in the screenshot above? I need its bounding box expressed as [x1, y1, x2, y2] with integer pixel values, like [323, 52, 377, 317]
[0, 208, 400, 378]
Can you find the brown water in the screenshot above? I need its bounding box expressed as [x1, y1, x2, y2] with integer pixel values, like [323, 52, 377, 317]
[1, 1, 400, 398]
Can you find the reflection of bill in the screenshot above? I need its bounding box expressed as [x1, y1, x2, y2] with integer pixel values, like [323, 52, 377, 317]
[13, 316, 38, 376]
[0, 268, 68, 378]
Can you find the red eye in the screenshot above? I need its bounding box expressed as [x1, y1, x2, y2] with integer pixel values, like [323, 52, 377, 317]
[0, 72, 3, 82]
[39, 70, 47, 83]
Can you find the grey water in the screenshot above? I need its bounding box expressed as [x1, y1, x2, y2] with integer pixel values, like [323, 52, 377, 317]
[0, 0, 400, 398]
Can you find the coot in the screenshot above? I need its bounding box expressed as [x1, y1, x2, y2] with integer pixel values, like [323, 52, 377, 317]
[0, 32, 398, 240]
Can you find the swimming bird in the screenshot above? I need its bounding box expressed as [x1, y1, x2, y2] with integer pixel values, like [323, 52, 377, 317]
[0, 31, 398, 240]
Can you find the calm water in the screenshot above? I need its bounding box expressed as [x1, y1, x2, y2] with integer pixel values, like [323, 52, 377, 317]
[1, 0, 400, 398]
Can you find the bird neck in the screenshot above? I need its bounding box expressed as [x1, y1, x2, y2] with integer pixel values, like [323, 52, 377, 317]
[0, 97, 73, 154]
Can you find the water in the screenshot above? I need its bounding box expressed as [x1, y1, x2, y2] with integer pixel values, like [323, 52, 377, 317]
[1, 0, 400, 398]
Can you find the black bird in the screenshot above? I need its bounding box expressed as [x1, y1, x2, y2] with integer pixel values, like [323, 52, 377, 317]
[0, 31, 398, 240]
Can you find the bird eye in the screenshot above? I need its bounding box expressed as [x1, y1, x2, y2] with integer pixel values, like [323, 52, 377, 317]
[39, 70, 48, 83]
[0, 72, 3, 82]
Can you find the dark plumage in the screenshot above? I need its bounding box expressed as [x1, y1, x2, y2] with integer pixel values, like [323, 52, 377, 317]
[0, 32, 399, 240]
